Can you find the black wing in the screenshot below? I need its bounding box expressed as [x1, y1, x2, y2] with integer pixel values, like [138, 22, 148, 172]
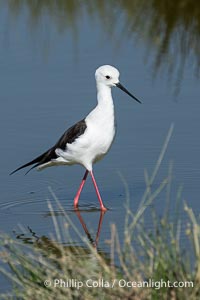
[10, 119, 87, 175]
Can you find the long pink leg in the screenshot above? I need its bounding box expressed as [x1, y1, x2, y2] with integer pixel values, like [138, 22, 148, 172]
[90, 171, 107, 211]
[74, 170, 89, 208]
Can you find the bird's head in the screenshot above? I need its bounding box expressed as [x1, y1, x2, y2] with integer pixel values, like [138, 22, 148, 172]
[95, 65, 141, 104]
[95, 65, 120, 87]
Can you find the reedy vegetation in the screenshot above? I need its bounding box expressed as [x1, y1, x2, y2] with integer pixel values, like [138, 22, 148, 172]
[0, 125, 199, 299]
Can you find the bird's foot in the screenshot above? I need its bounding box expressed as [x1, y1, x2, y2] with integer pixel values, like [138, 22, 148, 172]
[74, 203, 79, 210]
[100, 205, 107, 212]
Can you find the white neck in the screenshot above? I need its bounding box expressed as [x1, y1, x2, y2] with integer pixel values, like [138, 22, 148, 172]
[86, 82, 115, 124]
[96, 83, 113, 107]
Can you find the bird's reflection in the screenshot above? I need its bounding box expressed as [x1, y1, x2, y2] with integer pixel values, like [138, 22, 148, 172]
[74, 209, 106, 249]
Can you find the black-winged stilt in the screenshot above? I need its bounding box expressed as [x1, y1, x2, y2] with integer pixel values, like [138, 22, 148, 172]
[10, 65, 141, 211]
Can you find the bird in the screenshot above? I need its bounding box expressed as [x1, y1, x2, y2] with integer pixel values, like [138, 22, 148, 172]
[10, 65, 141, 211]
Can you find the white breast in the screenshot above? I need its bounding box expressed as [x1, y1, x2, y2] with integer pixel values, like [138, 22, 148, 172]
[59, 103, 115, 171]
[86, 109, 116, 159]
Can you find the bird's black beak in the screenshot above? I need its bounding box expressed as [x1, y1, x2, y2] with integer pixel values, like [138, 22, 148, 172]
[116, 82, 141, 104]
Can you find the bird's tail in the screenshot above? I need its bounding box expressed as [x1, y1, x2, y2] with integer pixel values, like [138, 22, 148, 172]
[9, 151, 48, 175]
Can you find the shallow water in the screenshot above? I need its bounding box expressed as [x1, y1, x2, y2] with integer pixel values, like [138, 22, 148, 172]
[0, 1, 200, 292]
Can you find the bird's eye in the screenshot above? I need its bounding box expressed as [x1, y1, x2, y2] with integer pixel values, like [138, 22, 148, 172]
[105, 75, 110, 79]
